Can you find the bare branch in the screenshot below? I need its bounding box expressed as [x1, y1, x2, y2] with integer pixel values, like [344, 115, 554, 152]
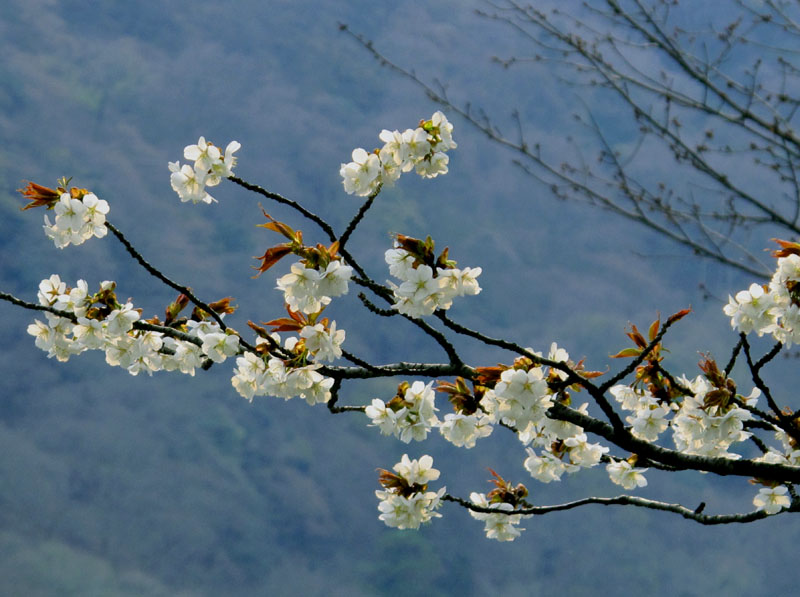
[443, 492, 774, 524]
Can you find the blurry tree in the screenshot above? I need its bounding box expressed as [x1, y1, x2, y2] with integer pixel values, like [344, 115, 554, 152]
[343, 0, 800, 278]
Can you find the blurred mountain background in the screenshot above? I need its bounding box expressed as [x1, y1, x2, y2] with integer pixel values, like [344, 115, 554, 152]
[0, 1, 794, 595]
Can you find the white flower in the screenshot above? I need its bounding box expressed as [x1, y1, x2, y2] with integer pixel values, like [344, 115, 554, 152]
[54, 194, 87, 234]
[42, 217, 72, 249]
[438, 413, 493, 448]
[81, 193, 109, 237]
[537, 413, 584, 445]
[297, 371, 334, 405]
[627, 404, 671, 442]
[769, 254, 800, 297]
[438, 267, 482, 298]
[753, 485, 791, 515]
[29, 312, 80, 362]
[72, 317, 106, 350]
[415, 151, 449, 178]
[218, 141, 242, 177]
[42, 193, 110, 248]
[366, 382, 438, 442]
[405, 127, 432, 163]
[385, 248, 416, 279]
[490, 367, 552, 428]
[231, 351, 267, 401]
[125, 332, 164, 376]
[397, 381, 439, 442]
[375, 454, 444, 530]
[342, 113, 455, 195]
[162, 338, 204, 376]
[38, 275, 66, 306]
[524, 448, 573, 483]
[606, 460, 648, 490]
[340, 148, 382, 196]
[365, 399, 407, 436]
[300, 322, 345, 362]
[393, 265, 441, 318]
[723, 283, 778, 336]
[54, 279, 89, 317]
[201, 332, 240, 363]
[172, 137, 239, 202]
[379, 129, 414, 172]
[104, 335, 138, 369]
[204, 140, 241, 184]
[315, 260, 352, 299]
[27, 319, 55, 352]
[375, 487, 445, 530]
[104, 303, 140, 338]
[184, 136, 221, 172]
[610, 384, 652, 411]
[773, 303, 800, 347]
[431, 111, 457, 151]
[671, 377, 754, 459]
[545, 342, 571, 380]
[276, 262, 327, 314]
[468, 492, 529, 542]
[392, 454, 440, 486]
[563, 433, 609, 467]
[185, 319, 222, 340]
[169, 162, 215, 204]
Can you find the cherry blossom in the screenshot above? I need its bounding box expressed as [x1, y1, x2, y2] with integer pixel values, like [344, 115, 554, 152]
[753, 486, 791, 515]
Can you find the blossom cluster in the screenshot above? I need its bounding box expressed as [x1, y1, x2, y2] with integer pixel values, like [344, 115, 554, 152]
[367, 378, 494, 449]
[368, 343, 618, 541]
[299, 321, 345, 362]
[375, 455, 445, 530]
[230, 335, 334, 405]
[43, 191, 109, 249]
[749, 432, 800, 513]
[438, 411, 494, 449]
[366, 381, 439, 443]
[340, 111, 457, 196]
[29, 275, 337, 405]
[716, 244, 800, 513]
[484, 347, 610, 485]
[26, 276, 268, 379]
[520, 425, 610, 484]
[606, 459, 649, 490]
[610, 379, 757, 460]
[724, 252, 800, 346]
[27, 275, 210, 376]
[169, 136, 240, 204]
[275, 260, 352, 315]
[468, 492, 530, 542]
[385, 247, 482, 318]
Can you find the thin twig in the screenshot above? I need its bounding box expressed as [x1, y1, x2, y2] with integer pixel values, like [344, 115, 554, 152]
[442, 492, 773, 524]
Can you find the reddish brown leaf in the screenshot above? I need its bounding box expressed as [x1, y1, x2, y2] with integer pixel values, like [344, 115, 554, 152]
[208, 296, 237, 315]
[252, 245, 293, 277]
[666, 308, 692, 325]
[771, 238, 800, 258]
[264, 318, 303, 333]
[626, 324, 647, 348]
[577, 369, 605, 379]
[257, 208, 297, 241]
[247, 320, 270, 337]
[17, 181, 61, 210]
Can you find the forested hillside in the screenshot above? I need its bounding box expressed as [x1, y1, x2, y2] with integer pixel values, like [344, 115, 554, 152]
[0, 1, 794, 595]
